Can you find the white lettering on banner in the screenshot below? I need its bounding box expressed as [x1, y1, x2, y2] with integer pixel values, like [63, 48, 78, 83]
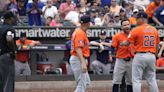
[15, 27, 164, 38]
[158, 29, 164, 37]
[16, 28, 71, 38]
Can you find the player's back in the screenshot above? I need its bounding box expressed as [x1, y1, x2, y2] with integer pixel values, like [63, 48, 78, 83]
[131, 23, 160, 53]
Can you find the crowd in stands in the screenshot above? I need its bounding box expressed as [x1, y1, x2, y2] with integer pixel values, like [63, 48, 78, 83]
[0, 0, 163, 27]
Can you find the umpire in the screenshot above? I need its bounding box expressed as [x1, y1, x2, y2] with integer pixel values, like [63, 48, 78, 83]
[0, 11, 17, 92]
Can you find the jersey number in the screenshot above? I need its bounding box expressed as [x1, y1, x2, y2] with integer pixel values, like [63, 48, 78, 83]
[144, 36, 155, 47]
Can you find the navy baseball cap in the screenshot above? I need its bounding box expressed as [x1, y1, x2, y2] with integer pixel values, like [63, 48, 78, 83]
[3, 11, 15, 19]
[100, 31, 106, 35]
[20, 32, 26, 37]
[137, 12, 148, 19]
[80, 15, 91, 23]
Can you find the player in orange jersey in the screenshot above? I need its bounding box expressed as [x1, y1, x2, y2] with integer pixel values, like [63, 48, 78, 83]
[120, 12, 160, 92]
[69, 15, 91, 92]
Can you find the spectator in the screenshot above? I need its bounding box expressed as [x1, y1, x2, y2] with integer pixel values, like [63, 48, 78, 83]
[42, 0, 58, 19]
[100, 0, 111, 7]
[153, 0, 164, 26]
[119, 8, 127, 21]
[52, 0, 61, 9]
[50, 14, 63, 26]
[129, 9, 139, 26]
[90, 31, 112, 75]
[109, 0, 121, 15]
[146, 0, 160, 25]
[26, 0, 44, 26]
[134, 0, 150, 9]
[59, 0, 76, 19]
[113, 13, 121, 26]
[44, 16, 52, 26]
[17, 0, 28, 16]
[15, 32, 41, 76]
[124, 3, 133, 18]
[64, 4, 81, 26]
[4, 0, 20, 25]
[89, 8, 98, 25]
[79, 0, 89, 14]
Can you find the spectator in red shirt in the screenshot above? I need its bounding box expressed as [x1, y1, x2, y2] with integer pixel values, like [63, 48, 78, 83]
[15, 32, 41, 76]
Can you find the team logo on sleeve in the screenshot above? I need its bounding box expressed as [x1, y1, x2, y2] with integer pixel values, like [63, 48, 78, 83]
[78, 40, 83, 44]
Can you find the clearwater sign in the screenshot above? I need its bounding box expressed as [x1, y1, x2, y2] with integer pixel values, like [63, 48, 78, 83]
[15, 27, 164, 38]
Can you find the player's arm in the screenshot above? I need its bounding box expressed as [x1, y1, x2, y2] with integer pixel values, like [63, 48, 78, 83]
[120, 30, 136, 46]
[90, 41, 101, 46]
[101, 41, 112, 47]
[29, 40, 41, 47]
[156, 67, 164, 70]
[6, 30, 16, 52]
[74, 33, 87, 73]
[158, 42, 164, 58]
[76, 47, 87, 73]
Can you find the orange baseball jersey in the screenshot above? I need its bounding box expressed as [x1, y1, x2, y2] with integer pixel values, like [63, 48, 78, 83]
[16, 39, 33, 62]
[71, 28, 90, 57]
[156, 57, 164, 67]
[128, 23, 160, 54]
[146, 2, 159, 18]
[129, 17, 137, 25]
[112, 31, 134, 58]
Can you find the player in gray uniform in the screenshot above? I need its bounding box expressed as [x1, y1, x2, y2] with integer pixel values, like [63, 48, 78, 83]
[112, 19, 133, 92]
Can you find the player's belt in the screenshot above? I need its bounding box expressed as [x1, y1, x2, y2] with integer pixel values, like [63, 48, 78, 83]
[123, 57, 132, 61]
[135, 52, 155, 54]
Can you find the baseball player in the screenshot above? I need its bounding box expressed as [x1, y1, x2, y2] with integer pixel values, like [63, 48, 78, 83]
[15, 32, 41, 76]
[90, 30, 112, 75]
[112, 19, 134, 92]
[69, 15, 91, 92]
[120, 12, 159, 92]
[0, 11, 17, 92]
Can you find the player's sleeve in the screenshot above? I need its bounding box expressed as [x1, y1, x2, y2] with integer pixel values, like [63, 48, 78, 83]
[111, 35, 118, 48]
[127, 29, 136, 44]
[74, 32, 85, 48]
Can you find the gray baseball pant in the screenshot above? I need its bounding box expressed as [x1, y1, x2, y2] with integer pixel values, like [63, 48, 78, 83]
[91, 60, 111, 75]
[15, 60, 31, 76]
[70, 55, 90, 92]
[113, 58, 132, 85]
[132, 52, 159, 92]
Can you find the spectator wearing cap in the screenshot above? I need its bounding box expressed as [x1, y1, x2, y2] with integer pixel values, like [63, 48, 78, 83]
[146, 0, 160, 25]
[89, 8, 98, 25]
[59, 0, 76, 19]
[26, 0, 44, 26]
[113, 13, 121, 26]
[109, 0, 121, 15]
[69, 15, 91, 92]
[153, 0, 164, 26]
[129, 9, 139, 26]
[42, 0, 58, 19]
[15, 32, 41, 76]
[119, 8, 128, 21]
[90, 31, 113, 75]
